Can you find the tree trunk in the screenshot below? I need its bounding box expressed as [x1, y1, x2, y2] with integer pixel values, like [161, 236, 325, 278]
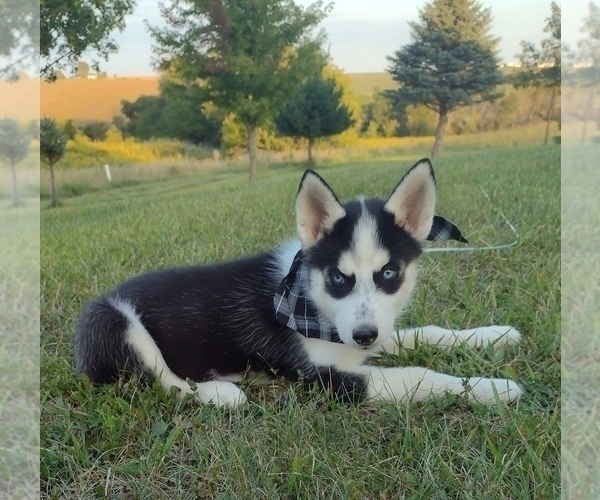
[10, 162, 19, 207]
[307, 137, 314, 165]
[50, 163, 58, 207]
[247, 126, 259, 182]
[543, 88, 557, 145]
[431, 111, 449, 157]
[581, 86, 594, 145]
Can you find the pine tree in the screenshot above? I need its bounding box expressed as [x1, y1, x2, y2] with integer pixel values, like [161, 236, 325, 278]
[387, 0, 504, 156]
[275, 76, 354, 164]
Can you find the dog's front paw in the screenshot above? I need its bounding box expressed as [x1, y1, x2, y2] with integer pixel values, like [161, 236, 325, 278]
[197, 381, 248, 408]
[467, 377, 523, 405]
[475, 325, 522, 348]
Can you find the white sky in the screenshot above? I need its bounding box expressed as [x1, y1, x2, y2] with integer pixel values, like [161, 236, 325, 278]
[96, 0, 578, 76]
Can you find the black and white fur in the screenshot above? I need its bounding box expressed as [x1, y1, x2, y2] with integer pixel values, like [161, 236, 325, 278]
[75, 159, 523, 408]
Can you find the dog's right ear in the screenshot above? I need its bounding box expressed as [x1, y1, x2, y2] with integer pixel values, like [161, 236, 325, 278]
[296, 170, 346, 249]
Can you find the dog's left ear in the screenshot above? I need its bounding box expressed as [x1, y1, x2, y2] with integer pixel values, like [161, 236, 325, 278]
[296, 170, 346, 249]
[384, 159, 437, 241]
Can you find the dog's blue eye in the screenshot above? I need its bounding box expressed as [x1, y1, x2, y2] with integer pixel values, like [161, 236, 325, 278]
[382, 269, 398, 281]
[330, 270, 346, 286]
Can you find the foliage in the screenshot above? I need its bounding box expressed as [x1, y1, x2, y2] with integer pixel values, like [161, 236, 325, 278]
[512, 2, 561, 144]
[0, 118, 31, 205]
[512, 2, 561, 90]
[0, 0, 39, 78]
[61, 130, 212, 168]
[62, 119, 77, 140]
[361, 91, 399, 138]
[40, 117, 67, 206]
[221, 115, 293, 157]
[148, 0, 331, 180]
[40, 118, 67, 167]
[413, 0, 499, 52]
[275, 75, 354, 163]
[120, 81, 221, 146]
[40, 0, 135, 80]
[82, 121, 110, 142]
[0, 118, 30, 166]
[387, 0, 504, 156]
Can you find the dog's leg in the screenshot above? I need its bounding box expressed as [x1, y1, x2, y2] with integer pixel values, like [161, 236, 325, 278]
[361, 365, 523, 405]
[123, 308, 247, 408]
[379, 325, 522, 355]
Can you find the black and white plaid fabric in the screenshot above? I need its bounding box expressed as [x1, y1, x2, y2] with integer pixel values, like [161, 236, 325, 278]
[273, 250, 339, 341]
[427, 216, 468, 243]
[274, 215, 467, 341]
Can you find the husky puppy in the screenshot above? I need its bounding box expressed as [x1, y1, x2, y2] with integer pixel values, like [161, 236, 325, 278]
[75, 159, 522, 408]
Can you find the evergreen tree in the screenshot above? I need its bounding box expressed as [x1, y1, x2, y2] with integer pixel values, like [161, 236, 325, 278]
[512, 2, 561, 145]
[0, 119, 30, 207]
[275, 76, 353, 164]
[40, 118, 67, 207]
[148, 0, 329, 181]
[387, 0, 504, 156]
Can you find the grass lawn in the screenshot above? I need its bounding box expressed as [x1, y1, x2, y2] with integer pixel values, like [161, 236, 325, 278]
[41, 145, 560, 498]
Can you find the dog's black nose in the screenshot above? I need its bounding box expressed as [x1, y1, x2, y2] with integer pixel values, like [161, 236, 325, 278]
[352, 325, 378, 346]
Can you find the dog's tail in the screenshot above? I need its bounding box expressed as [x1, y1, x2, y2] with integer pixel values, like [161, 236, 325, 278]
[74, 296, 145, 383]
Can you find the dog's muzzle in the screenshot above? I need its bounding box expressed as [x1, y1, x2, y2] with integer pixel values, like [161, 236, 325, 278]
[352, 325, 378, 346]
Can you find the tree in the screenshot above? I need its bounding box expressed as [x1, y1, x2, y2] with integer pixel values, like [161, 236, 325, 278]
[82, 121, 110, 142]
[120, 81, 221, 145]
[275, 76, 353, 164]
[361, 90, 399, 138]
[76, 61, 90, 79]
[512, 2, 561, 145]
[148, 0, 330, 181]
[40, 118, 67, 207]
[574, 2, 600, 144]
[0, 0, 39, 78]
[0, 119, 31, 207]
[387, 0, 504, 156]
[40, 0, 135, 80]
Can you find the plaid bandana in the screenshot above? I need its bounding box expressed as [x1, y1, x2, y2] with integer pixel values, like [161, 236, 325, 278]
[274, 216, 467, 341]
[427, 216, 468, 243]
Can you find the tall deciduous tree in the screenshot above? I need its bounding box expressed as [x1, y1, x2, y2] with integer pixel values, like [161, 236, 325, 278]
[40, 118, 67, 207]
[0, 0, 39, 78]
[40, 0, 135, 80]
[575, 2, 600, 144]
[148, 0, 330, 181]
[512, 2, 561, 145]
[387, 0, 504, 156]
[0, 118, 31, 207]
[275, 76, 353, 164]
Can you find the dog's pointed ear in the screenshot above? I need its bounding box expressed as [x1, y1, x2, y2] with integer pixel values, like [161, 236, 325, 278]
[384, 159, 437, 241]
[296, 170, 346, 249]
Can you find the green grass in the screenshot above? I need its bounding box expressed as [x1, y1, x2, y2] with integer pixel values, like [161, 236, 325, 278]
[561, 145, 600, 498]
[1, 202, 40, 498]
[41, 145, 560, 498]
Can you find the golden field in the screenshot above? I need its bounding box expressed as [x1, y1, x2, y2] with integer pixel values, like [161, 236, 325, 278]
[0, 79, 40, 122]
[37, 73, 395, 123]
[40, 77, 160, 123]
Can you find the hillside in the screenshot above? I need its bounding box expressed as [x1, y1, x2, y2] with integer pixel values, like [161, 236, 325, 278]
[0, 79, 41, 122]
[39, 73, 395, 123]
[40, 77, 160, 123]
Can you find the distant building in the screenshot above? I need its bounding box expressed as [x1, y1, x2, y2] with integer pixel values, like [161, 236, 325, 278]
[86, 74, 98, 80]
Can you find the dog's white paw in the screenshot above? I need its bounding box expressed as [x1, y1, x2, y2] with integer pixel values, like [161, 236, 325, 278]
[467, 377, 523, 404]
[474, 325, 522, 348]
[197, 381, 248, 408]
